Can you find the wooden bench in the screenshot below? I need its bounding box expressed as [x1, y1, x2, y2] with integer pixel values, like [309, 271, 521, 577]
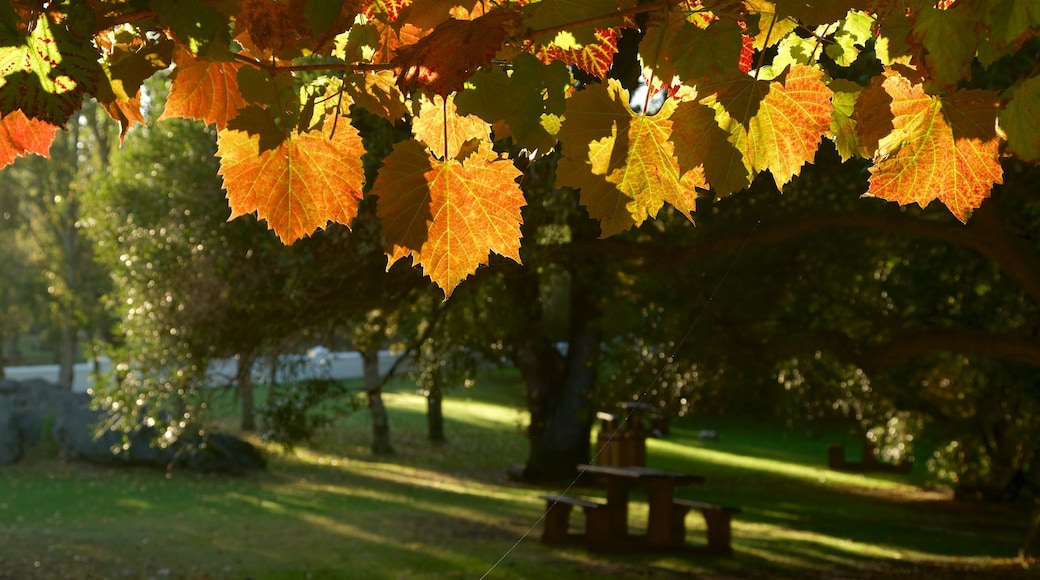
[671, 499, 741, 555]
[538, 494, 614, 549]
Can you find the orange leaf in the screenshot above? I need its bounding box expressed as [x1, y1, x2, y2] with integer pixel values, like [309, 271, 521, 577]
[0, 111, 57, 169]
[373, 139, 524, 297]
[217, 114, 367, 243]
[393, 7, 521, 96]
[160, 48, 247, 130]
[854, 70, 1003, 221]
[745, 64, 834, 188]
[411, 93, 490, 160]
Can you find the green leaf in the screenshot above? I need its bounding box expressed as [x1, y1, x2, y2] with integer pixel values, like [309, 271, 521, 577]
[875, 9, 913, 66]
[454, 53, 570, 154]
[911, 5, 978, 92]
[825, 10, 874, 67]
[0, 16, 102, 126]
[979, 0, 1040, 65]
[522, 0, 620, 46]
[643, 16, 744, 85]
[306, 0, 345, 37]
[1000, 75, 1040, 162]
[150, 0, 231, 57]
[828, 78, 862, 162]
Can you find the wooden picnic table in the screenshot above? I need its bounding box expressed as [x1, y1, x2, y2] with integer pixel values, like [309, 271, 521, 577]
[577, 464, 704, 550]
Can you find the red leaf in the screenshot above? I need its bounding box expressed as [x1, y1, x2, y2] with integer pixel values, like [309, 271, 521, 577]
[394, 7, 521, 96]
[0, 111, 58, 169]
[160, 48, 247, 130]
[535, 28, 618, 79]
[217, 115, 367, 243]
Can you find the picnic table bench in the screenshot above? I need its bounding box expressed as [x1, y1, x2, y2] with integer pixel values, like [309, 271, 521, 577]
[539, 465, 739, 555]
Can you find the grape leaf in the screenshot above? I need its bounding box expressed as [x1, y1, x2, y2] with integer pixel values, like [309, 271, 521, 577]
[217, 114, 367, 243]
[772, 0, 864, 27]
[150, 0, 231, 57]
[535, 28, 618, 79]
[1000, 74, 1040, 162]
[671, 100, 751, 196]
[0, 110, 58, 169]
[160, 47, 246, 130]
[0, 15, 102, 126]
[827, 78, 862, 162]
[372, 139, 525, 297]
[412, 93, 491, 161]
[979, 0, 1040, 64]
[825, 9, 874, 67]
[642, 14, 744, 85]
[854, 71, 1003, 221]
[522, 0, 622, 46]
[454, 52, 569, 154]
[394, 7, 521, 96]
[557, 80, 702, 236]
[745, 64, 834, 188]
[340, 71, 407, 121]
[910, 4, 978, 92]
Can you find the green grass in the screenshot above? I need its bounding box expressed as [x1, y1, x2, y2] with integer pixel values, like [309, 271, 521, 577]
[1, 369, 1034, 579]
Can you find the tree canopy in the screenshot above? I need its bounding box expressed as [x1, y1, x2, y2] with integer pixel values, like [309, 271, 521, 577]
[1, 0, 1037, 297]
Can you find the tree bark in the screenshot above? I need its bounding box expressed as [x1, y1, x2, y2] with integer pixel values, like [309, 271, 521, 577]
[517, 263, 602, 482]
[427, 386, 445, 443]
[363, 348, 394, 454]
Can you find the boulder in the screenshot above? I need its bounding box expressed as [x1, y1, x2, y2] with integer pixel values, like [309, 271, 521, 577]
[0, 378, 264, 473]
[0, 409, 21, 464]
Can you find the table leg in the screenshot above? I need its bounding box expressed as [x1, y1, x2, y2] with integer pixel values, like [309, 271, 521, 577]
[643, 481, 677, 548]
[602, 480, 632, 547]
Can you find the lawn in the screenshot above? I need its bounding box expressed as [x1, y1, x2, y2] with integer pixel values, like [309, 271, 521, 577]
[0, 369, 1034, 579]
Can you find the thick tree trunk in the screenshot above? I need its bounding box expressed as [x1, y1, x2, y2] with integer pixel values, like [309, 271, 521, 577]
[427, 386, 445, 442]
[518, 265, 603, 482]
[363, 349, 394, 454]
[237, 354, 256, 432]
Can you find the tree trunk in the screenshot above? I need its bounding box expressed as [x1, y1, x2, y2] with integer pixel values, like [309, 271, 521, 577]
[57, 314, 76, 389]
[517, 264, 603, 482]
[427, 385, 445, 442]
[363, 348, 394, 454]
[237, 354, 256, 432]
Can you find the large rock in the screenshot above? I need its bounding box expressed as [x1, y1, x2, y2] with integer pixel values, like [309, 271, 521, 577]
[0, 409, 21, 464]
[0, 378, 264, 473]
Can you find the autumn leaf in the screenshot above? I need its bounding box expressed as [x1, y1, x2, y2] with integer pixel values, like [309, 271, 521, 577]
[412, 93, 491, 161]
[744, 65, 834, 188]
[394, 7, 521, 96]
[641, 14, 744, 85]
[0, 110, 58, 169]
[535, 28, 618, 79]
[671, 100, 751, 196]
[0, 15, 102, 126]
[340, 71, 407, 121]
[372, 139, 525, 297]
[557, 80, 702, 237]
[216, 114, 367, 243]
[160, 48, 247, 130]
[853, 71, 1003, 221]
